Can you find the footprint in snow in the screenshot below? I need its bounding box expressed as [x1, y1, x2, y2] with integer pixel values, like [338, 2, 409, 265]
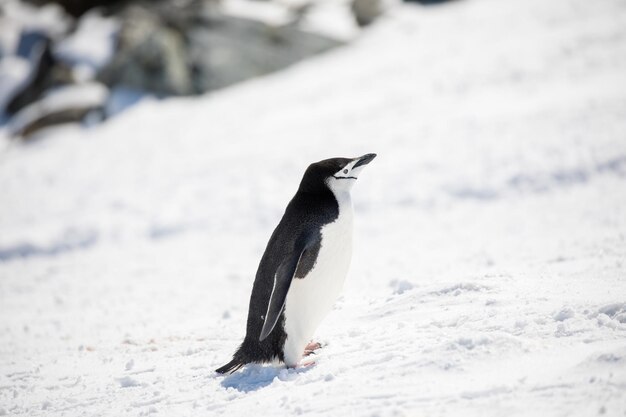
[218, 364, 312, 393]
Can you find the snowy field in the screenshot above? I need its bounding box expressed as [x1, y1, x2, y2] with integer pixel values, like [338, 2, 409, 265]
[1, 0, 626, 415]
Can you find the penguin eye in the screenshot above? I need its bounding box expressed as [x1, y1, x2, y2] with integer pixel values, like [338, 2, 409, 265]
[343, 169, 348, 174]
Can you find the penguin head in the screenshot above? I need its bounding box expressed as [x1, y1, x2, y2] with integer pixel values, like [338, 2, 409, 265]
[299, 153, 377, 194]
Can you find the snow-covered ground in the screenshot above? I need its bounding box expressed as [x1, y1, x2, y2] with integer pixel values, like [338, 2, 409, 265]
[1, 0, 626, 415]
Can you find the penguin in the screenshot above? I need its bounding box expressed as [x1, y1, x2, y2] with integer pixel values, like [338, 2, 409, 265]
[216, 153, 376, 374]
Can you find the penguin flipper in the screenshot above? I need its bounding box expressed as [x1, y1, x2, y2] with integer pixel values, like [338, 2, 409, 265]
[259, 234, 317, 341]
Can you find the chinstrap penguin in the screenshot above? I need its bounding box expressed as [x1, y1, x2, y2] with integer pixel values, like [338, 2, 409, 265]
[215, 154, 376, 374]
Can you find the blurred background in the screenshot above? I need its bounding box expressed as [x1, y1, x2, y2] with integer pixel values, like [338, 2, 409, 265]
[0, 0, 400, 136]
[1, 0, 625, 415]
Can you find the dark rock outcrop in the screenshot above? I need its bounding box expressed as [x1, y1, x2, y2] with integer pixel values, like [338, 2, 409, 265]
[98, 5, 193, 96]
[6, 32, 58, 115]
[2, 0, 372, 138]
[351, 0, 384, 27]
[8, 82, 108, 138]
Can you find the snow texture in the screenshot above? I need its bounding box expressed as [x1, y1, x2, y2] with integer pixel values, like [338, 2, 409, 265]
[0, 55, 30, 112]
[54, 10, 120, 81]
[222, 0, 361, 40]
[0, 0, 70, 42]
[1, 0, 626, 415]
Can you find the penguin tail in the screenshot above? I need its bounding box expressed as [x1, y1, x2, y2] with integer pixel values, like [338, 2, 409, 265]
[215, 357, 245, 374]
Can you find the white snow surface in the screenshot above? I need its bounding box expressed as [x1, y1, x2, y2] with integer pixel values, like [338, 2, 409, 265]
[222, 0, 361, 40]
[0, 0, 70, 43]
[54, 10, 120, 81]
[222, 0, 295, 26]
[0, 55, 30, 112]
[1, 0, 626, 416]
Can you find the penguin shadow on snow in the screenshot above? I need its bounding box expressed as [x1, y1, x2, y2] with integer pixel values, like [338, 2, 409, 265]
[218, 364, 313, 393]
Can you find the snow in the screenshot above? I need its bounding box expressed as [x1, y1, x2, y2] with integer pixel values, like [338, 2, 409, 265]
[1, 0, 626, 415]
[54, 10, 120, 81]
[222, 0, 294, 26]
[222, 0, 360, 40]
[0, 0, 70, 41]
[298, 0, 361, 40]
[0, 55, 30, 113]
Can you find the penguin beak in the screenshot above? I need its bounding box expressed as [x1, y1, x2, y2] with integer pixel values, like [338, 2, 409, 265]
[353, 153, 377, 169]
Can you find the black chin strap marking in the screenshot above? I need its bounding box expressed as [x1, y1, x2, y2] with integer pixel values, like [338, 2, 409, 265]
[333, 175, 357, 180]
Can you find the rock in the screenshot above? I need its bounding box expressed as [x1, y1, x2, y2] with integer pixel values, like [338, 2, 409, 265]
[186, 15, 341, 92]
[9, 81, 108, 137]
[98, 5, 193, 96]
[99, 2, 341, 95]
[23, 0, 124, 18]
[0, 1, 75, 114]
[5, 31, 56, 114]
[351, 0, 384, 27]
[4, 0, 344, 134]
[3, 30, 76, 115]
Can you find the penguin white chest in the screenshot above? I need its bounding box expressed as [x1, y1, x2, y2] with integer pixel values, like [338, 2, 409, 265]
[282, 198, 353, 366]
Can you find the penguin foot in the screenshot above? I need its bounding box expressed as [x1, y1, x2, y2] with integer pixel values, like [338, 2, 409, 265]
[303, 341, 322, 356]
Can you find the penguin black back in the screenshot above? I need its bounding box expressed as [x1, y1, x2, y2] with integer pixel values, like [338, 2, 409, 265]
[216, 155, 376, 373]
